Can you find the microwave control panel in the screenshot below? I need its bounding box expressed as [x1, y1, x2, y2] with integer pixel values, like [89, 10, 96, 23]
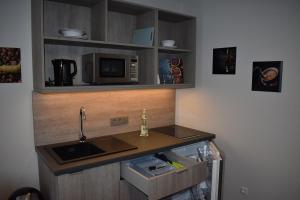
[130, 58, 138, 82]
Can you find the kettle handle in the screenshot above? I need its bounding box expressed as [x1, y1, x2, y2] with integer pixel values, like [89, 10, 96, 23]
[70, 60, 77, 77]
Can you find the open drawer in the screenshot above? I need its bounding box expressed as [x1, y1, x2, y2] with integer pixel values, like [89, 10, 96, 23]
[121, 152, 208, 200]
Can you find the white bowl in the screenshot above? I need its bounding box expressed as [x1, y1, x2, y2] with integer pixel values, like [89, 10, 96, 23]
[59, 28, 84, 37]
[161, 40, 176, 47]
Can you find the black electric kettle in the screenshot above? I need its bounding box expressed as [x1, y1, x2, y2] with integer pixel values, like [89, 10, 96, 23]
[52, 59, 77, 86]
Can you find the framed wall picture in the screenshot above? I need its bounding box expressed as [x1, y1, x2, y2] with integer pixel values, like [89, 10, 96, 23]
[213, 47, 236, 74]
[251, 61, 283, 92]
[0, 47, 21, 83]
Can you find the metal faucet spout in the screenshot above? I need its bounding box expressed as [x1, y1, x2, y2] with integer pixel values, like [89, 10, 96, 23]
[79, 106, 87, 143]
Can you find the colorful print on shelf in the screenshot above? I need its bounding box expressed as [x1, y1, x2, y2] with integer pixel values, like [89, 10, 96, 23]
[252, 61, 283, 92]
[0, 47, 21, 83]
[159, 57, 184, 84]
[213, 47, 236, 74]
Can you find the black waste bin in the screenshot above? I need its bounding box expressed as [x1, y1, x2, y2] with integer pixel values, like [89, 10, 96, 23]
[8, 187, 44, 200]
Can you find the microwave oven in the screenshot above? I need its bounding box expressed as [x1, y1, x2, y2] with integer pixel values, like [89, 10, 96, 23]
[82, 53, 139, 84]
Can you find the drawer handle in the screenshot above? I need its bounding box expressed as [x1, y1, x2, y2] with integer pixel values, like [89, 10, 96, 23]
[68, 170, 83, 175]
[176, 167, 188, 173]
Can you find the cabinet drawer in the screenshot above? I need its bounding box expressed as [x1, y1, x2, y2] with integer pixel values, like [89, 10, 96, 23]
[121, 152, 208, 200]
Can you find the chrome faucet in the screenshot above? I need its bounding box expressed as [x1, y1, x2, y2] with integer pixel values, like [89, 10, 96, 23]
[79, 106, 87, 143]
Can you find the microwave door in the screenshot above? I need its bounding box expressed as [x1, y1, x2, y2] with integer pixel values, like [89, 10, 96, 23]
[209, 142, 223, 200]
[97, 57, 128, 83]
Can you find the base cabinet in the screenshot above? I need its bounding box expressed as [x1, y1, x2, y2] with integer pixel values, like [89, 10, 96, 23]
[39, 160, 120, 200]
[38, 139, 219, 200]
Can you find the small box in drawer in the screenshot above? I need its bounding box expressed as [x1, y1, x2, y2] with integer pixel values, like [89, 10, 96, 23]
[121, 152, 208, 200]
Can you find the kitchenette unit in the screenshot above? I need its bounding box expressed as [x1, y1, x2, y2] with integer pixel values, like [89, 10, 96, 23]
[31, 0, 223, 199]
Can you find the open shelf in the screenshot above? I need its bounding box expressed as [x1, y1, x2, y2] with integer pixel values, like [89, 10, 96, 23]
[44, 44, 155, 86]
[107, 0, 156, 45]
[43, 0, 106, 41]
[32, 0, 196, 92]
[158, 10, 196, 50]
[158, 52, 195, 85]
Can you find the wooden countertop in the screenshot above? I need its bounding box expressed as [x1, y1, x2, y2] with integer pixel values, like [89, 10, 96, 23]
[36, 125, 215, 175]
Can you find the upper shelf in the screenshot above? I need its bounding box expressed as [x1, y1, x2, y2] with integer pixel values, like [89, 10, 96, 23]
[44, 37, 154, 50]
[158, 47, 192, 53]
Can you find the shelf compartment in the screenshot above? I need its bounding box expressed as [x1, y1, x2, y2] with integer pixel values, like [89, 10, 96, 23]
[44, 44, 155, 87]
[158, 52, 195, 85]
[121, 152, 208, 200]
[158, 10, 196, 50]
[107, 0, 156, 45]
[43, 0, 106, 41]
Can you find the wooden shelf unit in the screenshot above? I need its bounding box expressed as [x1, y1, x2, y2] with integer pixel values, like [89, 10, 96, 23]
[32, 0, 196, 92]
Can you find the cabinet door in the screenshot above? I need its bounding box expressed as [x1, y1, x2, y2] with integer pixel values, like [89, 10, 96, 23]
[83, 162, 120, 200]
[120, 180, 148, 200]
[58, 171, 83, 200]
[57, 162, 120, 200]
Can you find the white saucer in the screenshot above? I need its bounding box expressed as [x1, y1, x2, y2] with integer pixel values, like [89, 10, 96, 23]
[58, 28, 88, 40]
[162, 45, 177, 48]
[62, 35, 88, 40]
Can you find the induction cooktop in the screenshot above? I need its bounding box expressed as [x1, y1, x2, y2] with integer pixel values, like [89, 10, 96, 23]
[151, 125, 205, 139]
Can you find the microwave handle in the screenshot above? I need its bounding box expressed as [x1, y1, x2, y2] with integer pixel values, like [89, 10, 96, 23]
[70, 60, 77, 78]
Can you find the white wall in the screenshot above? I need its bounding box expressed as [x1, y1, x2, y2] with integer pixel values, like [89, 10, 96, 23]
[176, 0, 300, 199]
[0, 0, 39, 198]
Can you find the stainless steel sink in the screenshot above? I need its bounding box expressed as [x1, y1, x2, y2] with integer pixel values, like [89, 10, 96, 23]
[46, 136, 137, 164]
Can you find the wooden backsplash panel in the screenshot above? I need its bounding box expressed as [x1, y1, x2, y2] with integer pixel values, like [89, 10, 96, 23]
[32, 89, 175, 146]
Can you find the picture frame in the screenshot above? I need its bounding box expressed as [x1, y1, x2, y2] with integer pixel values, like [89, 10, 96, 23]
[0, 47, 21, 83]
[213, 47, 236, 74]
[251, 61, 283, 92]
